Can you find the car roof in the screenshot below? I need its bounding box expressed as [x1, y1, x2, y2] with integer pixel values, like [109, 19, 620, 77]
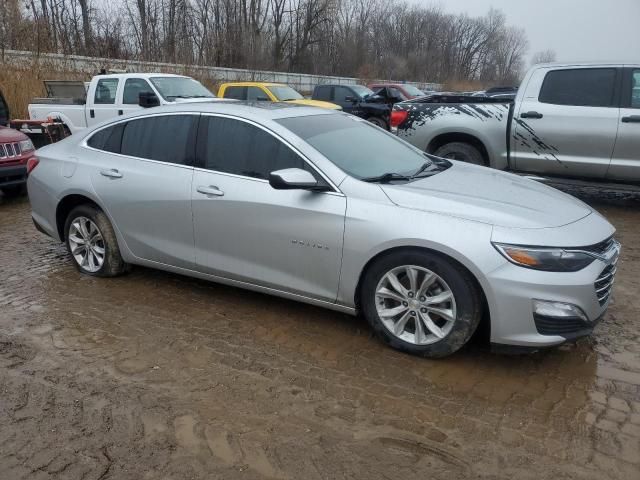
[107, 101, 339, 122]
[92, 73, 189, 80]
[221, 82, 286, 87]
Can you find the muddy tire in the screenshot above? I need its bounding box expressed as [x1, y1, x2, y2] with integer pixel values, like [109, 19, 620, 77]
[433, 142, 485, 166]
[367, 116, 388, 130]
[64, 204, 127, 277]
[1, 185, 25, 198]
[361, 250, 482, 358]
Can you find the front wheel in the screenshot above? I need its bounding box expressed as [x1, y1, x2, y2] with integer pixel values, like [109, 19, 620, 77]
[361, 250, 482, 358]
[64, 204, 127, 277]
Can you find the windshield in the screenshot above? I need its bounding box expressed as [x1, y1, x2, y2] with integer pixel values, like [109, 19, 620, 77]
[268, 85, 304, 101]
[351, 85, 375, 98]
[403, 85, 425, 97]
[277, 114, 449, 180]
[150, 77, 215, 100]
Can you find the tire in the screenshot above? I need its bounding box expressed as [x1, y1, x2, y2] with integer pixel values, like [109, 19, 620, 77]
[366, 116, 388, 130]
[1, 185, 25, 198]
[64, 204, 127, 277]
[361, 250, 482, 358]
[433, 142, 486, 166]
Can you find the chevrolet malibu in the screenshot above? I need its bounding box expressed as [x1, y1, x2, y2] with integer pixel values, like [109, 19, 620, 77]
[27, 103, 620, 358]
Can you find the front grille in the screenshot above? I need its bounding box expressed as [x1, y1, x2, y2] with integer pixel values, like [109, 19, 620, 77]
[583, 237, 615, 257]
[534, 314, 592, 336]
[0, 142, 21, 159]
[595, 259, 617, 306]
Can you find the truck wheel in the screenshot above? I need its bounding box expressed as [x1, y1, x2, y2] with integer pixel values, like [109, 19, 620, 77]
[360, 250, 482, 358]
[0, 185, 25, 198]
[64, 204, 127, 277]
[433, 142, 486, 166]
[367, 117, 388, 130]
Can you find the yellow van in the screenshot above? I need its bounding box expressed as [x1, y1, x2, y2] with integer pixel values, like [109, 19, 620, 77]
[218, 82, 341, 110]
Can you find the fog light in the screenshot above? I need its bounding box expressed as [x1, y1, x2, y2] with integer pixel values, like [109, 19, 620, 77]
[532, 300, 588, 321]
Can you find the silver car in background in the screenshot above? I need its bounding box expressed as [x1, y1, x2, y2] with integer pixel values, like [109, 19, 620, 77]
[28, 102, 620, 357]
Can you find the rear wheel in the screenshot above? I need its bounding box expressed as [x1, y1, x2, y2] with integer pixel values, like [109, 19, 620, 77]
[367, 116, 388, 130]
[361, 250, 482, 358]
[433, 142, 485, 166]
[64, 204, 127, 277]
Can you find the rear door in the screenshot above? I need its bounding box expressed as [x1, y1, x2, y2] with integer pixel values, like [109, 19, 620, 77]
[191, 114, 346, 301]
[86, 113, 198, 268]
[512, 67, 620, 178]
[608, 68, 640, 181]
[87, 77, 121, 127]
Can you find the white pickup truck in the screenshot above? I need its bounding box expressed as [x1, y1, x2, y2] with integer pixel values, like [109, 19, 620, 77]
[28, 73, 216, 134]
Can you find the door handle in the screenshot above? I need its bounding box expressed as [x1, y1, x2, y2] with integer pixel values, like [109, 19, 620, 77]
[197, 185, 224, 197]
[100, 168, 123, 179]
[118, 110, 123, 116]
[90, 109, 95, 119]
[622, 115, 640, 123]
[520, 111, 543, 119]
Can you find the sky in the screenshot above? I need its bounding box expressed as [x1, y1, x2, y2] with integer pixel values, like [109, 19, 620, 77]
[413, 0, 640, 65]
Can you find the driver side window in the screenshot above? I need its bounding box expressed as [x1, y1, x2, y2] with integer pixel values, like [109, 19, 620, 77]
[333, 87, 354, 103]
[196, 116, 323, 183]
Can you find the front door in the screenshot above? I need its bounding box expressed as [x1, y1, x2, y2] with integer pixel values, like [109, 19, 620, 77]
[120, 78, 155, 117]
[191, 115, 346, 302]
[512, 67, 620, 178]
[608, 68, 640, 182]
[86, 113, 198, 268]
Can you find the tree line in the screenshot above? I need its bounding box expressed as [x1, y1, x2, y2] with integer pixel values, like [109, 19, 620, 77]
[1, 0, 530, 85]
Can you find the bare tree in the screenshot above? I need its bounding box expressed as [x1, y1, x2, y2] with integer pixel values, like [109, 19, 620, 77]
[531, 49, 557, 66]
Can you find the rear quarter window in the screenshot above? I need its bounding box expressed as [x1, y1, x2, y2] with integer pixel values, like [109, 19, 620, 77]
[86, 123, 125, 153]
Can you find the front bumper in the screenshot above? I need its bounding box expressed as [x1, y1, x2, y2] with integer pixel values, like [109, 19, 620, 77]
[0, 164, 28, 188]
[486, 243, 619, 348]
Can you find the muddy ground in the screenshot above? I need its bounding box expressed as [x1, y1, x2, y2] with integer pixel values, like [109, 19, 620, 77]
[0, 187, 639, 480]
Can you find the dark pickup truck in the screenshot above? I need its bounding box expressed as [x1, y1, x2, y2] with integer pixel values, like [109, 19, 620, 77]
[0, 90, 37, 197]
[312, 84, 398, 129]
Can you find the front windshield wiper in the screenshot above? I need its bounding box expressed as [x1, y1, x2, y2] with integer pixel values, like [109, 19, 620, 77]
[361, 172, 412, 184]
[168, 94, 211, 99]
[409, 161, 436, 179]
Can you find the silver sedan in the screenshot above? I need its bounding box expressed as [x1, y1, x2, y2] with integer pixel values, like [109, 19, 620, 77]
[27, 102, 620, 357]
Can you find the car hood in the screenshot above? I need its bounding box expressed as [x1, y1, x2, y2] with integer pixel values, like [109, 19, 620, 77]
[285, 99, 342, 110]
[380, 161, 592, 229]
[0, 126, 28, 142]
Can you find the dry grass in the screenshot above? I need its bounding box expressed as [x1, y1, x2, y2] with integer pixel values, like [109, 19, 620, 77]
[0, 62, 90, 118]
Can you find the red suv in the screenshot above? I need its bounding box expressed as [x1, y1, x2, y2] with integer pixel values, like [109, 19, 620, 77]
[0, 126, 36, 197]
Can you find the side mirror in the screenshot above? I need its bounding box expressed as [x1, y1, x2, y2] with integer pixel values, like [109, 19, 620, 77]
[139, 91, 160, 108]
[269, 168, 322, 191]
[256, 96, 271, 102]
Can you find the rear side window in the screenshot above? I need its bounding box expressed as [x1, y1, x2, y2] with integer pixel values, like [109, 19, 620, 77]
[223, 86, 246, 100]
[86, 123, 125, 153]
[197, 116, 312, 180]
[539, 68, 617, 107]
[120, 115, 197, 165]
[94, 78, 119, 105]
[314, 86, 332, 101]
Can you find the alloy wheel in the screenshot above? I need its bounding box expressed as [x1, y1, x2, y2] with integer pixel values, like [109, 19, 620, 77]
[375, 265, 457, 345]
[68, 216, 106, 273]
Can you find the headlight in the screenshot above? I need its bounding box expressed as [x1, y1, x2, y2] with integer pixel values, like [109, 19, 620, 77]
[492, 243, 595, 272]
[19, 139, 35, 153]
